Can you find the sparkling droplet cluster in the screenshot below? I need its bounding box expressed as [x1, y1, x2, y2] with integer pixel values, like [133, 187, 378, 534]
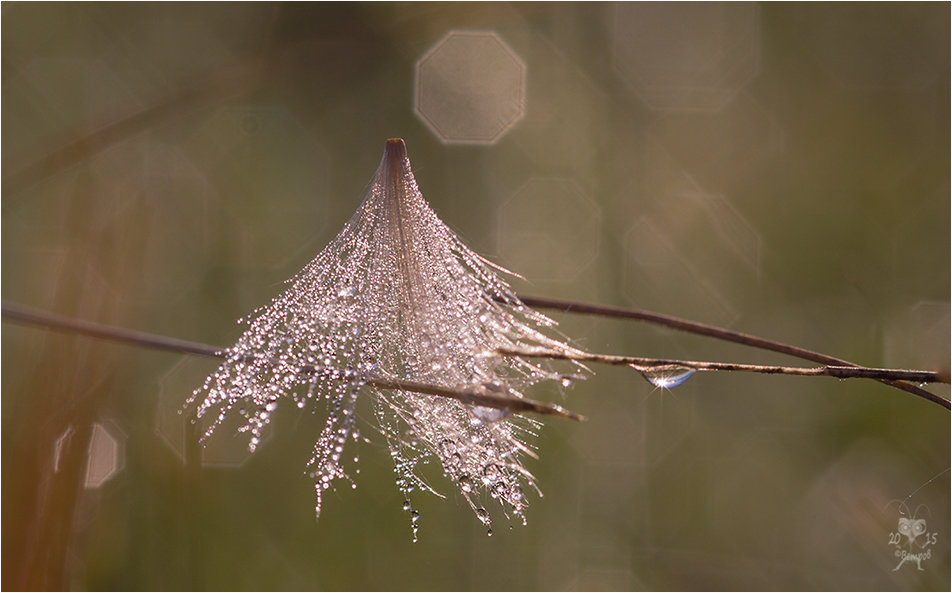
[189, 139, 584, 536]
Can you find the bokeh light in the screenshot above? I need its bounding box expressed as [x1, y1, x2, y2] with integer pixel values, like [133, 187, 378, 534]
[415, 31, 525, 143]
[612, 3, 760, 111]
[84, 422, 125, 489]
[496, 178, 600, 283]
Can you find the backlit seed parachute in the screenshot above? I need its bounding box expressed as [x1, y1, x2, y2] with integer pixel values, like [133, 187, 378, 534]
[189, 138, 585, 537]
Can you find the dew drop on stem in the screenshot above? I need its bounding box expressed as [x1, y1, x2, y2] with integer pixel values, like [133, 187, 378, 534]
[640, 367, 695, 389]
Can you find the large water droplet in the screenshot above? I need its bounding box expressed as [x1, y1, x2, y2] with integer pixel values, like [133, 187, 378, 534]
[471, 406, 509, 424]
[475, 507, 491, 525]
[640, 367, 695, 389]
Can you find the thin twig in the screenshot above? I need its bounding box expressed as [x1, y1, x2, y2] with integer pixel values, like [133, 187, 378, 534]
[5, 299, 947, 411]
[498, 346, 950, 385]
[514, 294, 949, 409]
[1, 302, 583, 421]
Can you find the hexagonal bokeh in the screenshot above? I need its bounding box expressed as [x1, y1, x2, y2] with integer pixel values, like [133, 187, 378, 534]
[612, 3, 760, 111]
[156, 357, 270, 467]
[84, 421, 126, 489]
[496, 178, 600, 283]
[52, 422, 126, 488]
[416, 31, 525, 143]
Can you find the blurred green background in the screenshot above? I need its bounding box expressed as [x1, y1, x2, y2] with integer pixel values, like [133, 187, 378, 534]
[3, 3, 949, 590]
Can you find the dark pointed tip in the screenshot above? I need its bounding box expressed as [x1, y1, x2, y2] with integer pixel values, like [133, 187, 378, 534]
[384, 138, 408, 162]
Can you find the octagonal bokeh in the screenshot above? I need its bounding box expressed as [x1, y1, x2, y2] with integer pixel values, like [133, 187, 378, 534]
[416, 31, 525, 143]
[612, 3, 760, 111]
[496, 178, 600, 283]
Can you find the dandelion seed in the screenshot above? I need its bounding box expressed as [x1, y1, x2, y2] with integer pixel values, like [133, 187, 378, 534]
[189, 138, 585, 535]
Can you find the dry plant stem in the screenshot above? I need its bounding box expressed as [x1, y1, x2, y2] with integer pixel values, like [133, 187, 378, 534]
[373, 376, 583, 421]
[515, 294, 949, 409]
[5, 299, 947, 411]
[499, 347, 949, 385]
[1, 302, 582, 421]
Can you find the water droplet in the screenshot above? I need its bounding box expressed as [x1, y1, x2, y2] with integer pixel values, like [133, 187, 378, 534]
[446, 452, 462, 470]
[402, 500, 411, 511]
[475, 507, 491, 525]
[492, 481, 507, 498]
[486, 528, 493, 537]
[471, 406, 508, 424]
[439, 439, 457, 456]
[640, 367, 695, 389]
[560, 376, 574, 388]
[483, 463, 502, 483]
[189, 138, 590, 533]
